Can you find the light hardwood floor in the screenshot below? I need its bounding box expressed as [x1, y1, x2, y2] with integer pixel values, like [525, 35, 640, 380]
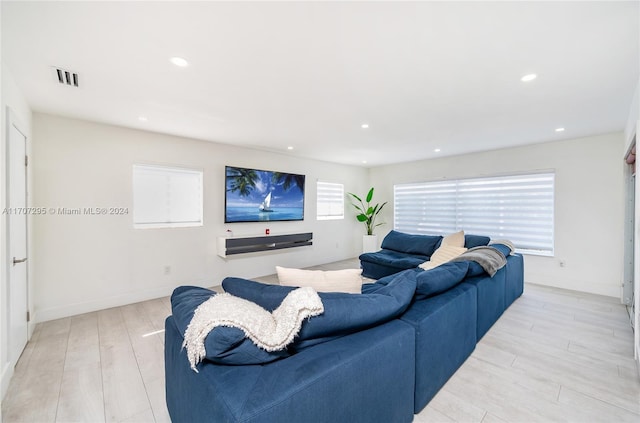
[2, 259, 639, 422]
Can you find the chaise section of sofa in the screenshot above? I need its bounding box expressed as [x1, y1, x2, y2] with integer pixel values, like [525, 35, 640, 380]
[359, 230, 491, 279]
[359, 231, 441, 279]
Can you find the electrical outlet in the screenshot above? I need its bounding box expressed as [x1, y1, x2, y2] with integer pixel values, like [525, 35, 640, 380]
[164, 265, 171, 275]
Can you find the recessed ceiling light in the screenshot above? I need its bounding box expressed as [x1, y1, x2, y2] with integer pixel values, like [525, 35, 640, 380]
[138, 116, 148, 122]
[362, 160, 367, 164]
[287, 146, 294, 150]
[434, 148, 441, 153]
[521, 73, 537, 82]
[361, 124, 369, 129]
[555, 127, 565, 132]
[170, 57, 189, 67]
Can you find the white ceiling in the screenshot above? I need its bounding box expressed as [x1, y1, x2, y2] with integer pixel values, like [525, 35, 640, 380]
[2, 1, 639, 167]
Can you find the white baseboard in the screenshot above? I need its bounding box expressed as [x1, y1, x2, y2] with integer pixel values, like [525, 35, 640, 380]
[524, 279, 620, 299]
[33, 280, 214, 323]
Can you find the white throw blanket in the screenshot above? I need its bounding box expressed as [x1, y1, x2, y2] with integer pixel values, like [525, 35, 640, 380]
[183, 287, 324, 372]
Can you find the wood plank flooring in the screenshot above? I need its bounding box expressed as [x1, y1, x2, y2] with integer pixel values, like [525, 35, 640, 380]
[2, 259, 639, 422]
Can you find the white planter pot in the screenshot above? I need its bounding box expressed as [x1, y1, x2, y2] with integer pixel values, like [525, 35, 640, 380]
[362, 234, 379, 253]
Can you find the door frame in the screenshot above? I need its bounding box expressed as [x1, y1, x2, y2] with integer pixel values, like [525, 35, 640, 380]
[2, 107, 30, 399]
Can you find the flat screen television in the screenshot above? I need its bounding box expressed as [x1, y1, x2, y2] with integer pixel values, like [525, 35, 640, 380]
[225, 165, 305, 223]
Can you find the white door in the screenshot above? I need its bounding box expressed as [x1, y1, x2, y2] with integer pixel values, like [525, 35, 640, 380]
[7, 110, 28, 363]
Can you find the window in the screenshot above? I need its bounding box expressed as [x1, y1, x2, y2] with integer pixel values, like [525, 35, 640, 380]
[394, 172, 555, 255]
[317, 181, 344, 220]
[133, 164, 203, 228]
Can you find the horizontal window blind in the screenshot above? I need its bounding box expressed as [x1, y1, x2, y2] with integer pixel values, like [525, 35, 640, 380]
[133, 164, 203, 228]
[317, 181, 344, 220]
[394, 173, 554, 255]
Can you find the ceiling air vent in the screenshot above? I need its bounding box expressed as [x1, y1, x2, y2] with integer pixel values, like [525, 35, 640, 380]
[53, 67, 79, 87]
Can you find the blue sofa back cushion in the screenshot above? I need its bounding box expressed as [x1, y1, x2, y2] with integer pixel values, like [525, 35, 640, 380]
[464, 234, 491, 248]
[222, 269, 417, 350]
[414, 262, 470, 299]
[466, 261, 486, 277]
[170, 286, 289, 365]
[381, 230, 443, 256]
[363, 262, 470, 300]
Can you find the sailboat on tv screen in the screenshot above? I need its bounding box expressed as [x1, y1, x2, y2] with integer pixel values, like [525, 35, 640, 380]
[259, 192, 274, 212]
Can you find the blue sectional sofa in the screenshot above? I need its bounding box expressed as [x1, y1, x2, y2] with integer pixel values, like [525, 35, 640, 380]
[165, 233, 524, 422]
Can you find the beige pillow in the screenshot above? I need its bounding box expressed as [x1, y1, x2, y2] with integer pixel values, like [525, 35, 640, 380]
[419, 245, 467, 270]
[442, 230, 465, 248]
[276, 266, 363, 294]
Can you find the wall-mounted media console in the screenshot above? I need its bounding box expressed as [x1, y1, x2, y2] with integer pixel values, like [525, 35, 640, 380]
[217, 232, 313, 257]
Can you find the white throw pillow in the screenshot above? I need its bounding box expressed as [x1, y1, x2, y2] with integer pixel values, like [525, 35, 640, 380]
[419, 245, 467, 270]
[276, 266, 363, 294]
[442, 230, 465, 248]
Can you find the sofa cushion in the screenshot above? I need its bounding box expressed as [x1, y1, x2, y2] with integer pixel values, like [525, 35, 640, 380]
[466, 261, 487, 277]
[415, 262, 470, 299]
[170, 286, 289, 365]
[381, 230, 442, 256]
[464, 234, 491, 248]
[365, 262, 470, 300]
[222, 270, 417, 350]
[359, 249, 429, 268]
[276, 266, 363, 293]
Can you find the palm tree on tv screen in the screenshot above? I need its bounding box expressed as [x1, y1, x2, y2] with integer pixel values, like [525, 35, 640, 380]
[273, 172, 304, 193]
[227, 167, 258, 196]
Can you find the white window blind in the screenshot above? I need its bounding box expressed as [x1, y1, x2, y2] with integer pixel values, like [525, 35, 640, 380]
[394, 172, 555, 255]
[133, 164, 203, 228]
[317, 181, 344, 220]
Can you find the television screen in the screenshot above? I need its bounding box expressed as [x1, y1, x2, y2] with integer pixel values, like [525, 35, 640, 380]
[225, 166, 305, 223]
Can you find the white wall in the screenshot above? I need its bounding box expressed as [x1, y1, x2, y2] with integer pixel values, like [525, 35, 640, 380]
[32, 113, 368, 322]
[370, 133, 625, 298]
[1, 64, 33, 400]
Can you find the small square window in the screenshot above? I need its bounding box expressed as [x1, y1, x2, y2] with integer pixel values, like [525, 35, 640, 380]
[317, 181, 344, 220]
[133, 164, 203, 229]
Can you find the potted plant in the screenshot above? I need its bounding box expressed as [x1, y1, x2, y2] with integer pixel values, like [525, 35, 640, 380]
[347, 187, 388, 252]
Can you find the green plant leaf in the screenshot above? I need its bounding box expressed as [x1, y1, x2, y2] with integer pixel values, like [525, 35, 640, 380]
[347, 187, 387, 235]
[366, 187, 374, 203]
[348, 193, 362, 203]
